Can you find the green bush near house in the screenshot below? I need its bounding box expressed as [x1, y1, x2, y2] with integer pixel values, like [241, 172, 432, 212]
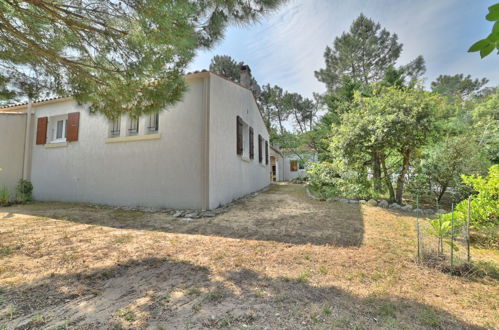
[0, 186, 11, 207]
[15, 179, 33, 203]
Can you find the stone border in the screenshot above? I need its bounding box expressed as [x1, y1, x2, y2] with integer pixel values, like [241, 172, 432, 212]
[305, 185, 446, 215]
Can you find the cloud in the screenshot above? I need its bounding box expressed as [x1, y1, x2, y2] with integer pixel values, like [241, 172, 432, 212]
[189, 0, 499, 98]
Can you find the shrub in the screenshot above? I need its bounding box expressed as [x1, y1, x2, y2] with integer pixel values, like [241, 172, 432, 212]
[15, 179, 33, 203]
[307, 161, 373, 199]
[0, 186, 11, 207]
[441, 165, 498, 229]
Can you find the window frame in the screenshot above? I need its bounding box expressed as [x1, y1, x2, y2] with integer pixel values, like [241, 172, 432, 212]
[290, 160, 298, 172]
[110, 117, 121, 137]
[148, 112, 159, 133]
[49, 116, 68, 143]
[128, 116, 140, 136]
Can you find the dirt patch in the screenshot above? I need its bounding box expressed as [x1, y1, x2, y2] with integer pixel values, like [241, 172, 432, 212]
[0, 183, 497, 329]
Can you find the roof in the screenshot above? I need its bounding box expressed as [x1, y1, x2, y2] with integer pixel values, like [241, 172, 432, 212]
[0, 70, 255, 112]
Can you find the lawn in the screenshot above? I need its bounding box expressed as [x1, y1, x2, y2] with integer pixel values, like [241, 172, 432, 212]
[0, 184, 497, 329]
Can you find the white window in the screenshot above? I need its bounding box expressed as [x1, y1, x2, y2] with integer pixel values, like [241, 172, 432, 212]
[110, 117, 121, 137]
[128, 117, 139, 136]
[147, 112, 159, 133]
[50, 116, 68, 143]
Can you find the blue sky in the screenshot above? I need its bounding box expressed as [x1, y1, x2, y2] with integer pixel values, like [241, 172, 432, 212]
[189, 0, 499, 98]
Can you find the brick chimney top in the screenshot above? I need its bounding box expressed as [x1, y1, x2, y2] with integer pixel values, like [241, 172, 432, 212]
[240, 65, 251, 88]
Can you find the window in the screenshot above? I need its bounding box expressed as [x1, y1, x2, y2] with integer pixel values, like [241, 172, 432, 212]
[128, 117, 139, 136]
[49, 116, 68, 143]
[236, 116, 243, 155]
[290, 160, 298, 172]
[110, 117, 121, 137]
[148, 112, 159, 133]
[258, 134, 263, 163]
[249, 127, 254, 160]
[265, 140, 269, 165]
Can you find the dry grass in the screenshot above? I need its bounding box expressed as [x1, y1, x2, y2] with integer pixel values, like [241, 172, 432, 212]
[0, 183, 497, 329]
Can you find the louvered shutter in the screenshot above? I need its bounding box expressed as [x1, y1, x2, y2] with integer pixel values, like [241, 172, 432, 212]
[36, 117, 48, 145]
[236, 116, 243, 155]
[249, 127, 254, 159]
[265, 140, 269, 165]
[67, 112, 80, 142]
[258, 135, 263, 163]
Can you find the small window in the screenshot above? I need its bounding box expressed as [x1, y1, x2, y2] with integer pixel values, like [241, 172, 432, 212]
[110, 117, 121, 137]
[128, 117, 139, 136]
[148, 112, 159, 133]
[290, 160, 298, 172]
[50, 117, 67, 143]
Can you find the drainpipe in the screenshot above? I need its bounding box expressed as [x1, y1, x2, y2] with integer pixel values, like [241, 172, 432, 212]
[22, 97, 33, 180]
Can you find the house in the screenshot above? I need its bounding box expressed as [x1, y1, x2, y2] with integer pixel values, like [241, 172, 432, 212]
[269, 146, 318, 182]
[0, 68, 271, 210]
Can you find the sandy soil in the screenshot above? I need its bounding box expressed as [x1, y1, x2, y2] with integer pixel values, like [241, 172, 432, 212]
[0, 183, 497, 329]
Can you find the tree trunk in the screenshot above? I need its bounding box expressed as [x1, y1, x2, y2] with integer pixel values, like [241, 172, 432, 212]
[437, 185, 448, 203]
[380, 153, 395, 202]
[395, 151, 411, 204]
[372, 150, 383, 193]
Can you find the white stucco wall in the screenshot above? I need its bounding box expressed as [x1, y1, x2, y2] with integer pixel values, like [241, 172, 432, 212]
[207, 74, 270, 209]
[0, 113, 27, 193]
[283, 153, 318, 181]
[30, 76, 207, 209]
[269, 148, 285, 182]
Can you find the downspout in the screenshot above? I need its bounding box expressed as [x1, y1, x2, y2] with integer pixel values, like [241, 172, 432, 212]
[22, 98, 33, 180]
[202, 75, 211, 210]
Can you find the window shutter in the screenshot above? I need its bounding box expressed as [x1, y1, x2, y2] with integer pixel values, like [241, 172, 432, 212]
[265, 140, 269, 165]
[249, 127, 254, 159]
[236, 116, 243, 155]
[36, 117, 48, 145]
[290, 160, 298, 172]
[67, 112, 80, 142]
[258, 135, 263, 163]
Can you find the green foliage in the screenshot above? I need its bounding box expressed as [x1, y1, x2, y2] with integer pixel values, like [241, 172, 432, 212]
[408, 135, 490, 202]
[441, 165, 499, 229]
[332, 86, 443, 203]
[431, 74, 489, 99]
[307, 161, 373, 199]
[0, 186, 10, 207]
[15, 179, 33, 203]
[0, 0, 284, 117]
[315, 14, 403, 92]
[469, 3, 499, 58]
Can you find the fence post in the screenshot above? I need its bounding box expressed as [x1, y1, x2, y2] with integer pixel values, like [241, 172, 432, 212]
[467, 196, 471, 263]
[416, 195, 420, 264]
[436, 199, 442, 255]
[450, 203, 455, 272]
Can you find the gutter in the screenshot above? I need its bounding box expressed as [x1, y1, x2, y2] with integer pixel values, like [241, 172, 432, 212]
[22, 98, 33, 180]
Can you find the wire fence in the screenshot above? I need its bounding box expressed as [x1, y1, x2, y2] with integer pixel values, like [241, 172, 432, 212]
[415, 196, 475, 275]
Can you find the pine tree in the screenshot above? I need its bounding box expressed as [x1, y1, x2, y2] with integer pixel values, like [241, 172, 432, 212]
[0, 0, 284, 117]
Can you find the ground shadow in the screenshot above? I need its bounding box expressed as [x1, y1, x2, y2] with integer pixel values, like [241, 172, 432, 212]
[0, 257, 485, 329]
[0, 184, 364, 247]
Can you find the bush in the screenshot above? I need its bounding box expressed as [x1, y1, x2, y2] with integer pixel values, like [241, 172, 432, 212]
[441, 165, 498, 229]
[307, 161, 373, 199]
[0, 186, 11, 207]
[15, 179, 33, 203]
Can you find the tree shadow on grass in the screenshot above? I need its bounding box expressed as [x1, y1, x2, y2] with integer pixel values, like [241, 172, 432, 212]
[0, 257, 486, 329]
[1, 185, 364, 247]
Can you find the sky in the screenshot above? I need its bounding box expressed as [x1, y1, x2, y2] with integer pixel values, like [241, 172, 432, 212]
[189, 0, 499, 98]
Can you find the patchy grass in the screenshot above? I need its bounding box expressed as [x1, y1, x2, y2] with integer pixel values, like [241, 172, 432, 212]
[0, 183, 497, 329]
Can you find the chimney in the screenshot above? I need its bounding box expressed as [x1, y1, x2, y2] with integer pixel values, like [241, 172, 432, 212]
[240, 65, 251, 88]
